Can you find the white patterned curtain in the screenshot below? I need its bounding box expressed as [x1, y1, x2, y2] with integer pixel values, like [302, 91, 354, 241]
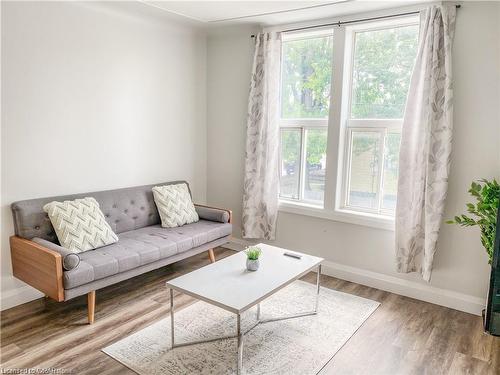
[242, 32, 282, 240]
[395, 5, 457, 282]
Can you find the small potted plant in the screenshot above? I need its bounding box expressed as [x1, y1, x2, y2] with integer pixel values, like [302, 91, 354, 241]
[245, 246, 262, 271]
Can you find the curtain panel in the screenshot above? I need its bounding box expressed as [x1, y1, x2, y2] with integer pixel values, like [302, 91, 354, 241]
[395, 5, 457, 281]
[242, 32, 282, 240]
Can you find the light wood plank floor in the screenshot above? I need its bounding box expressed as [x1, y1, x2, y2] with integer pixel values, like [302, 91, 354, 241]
[1, 248, 499, 374]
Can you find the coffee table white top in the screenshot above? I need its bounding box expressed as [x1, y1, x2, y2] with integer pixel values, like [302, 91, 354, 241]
[166, 243, 323, 313]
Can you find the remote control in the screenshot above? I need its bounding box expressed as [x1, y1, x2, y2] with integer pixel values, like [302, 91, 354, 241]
[284, 251, 302, 259]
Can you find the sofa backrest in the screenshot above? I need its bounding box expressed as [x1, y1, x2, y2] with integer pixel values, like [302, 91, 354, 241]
[11, 181, 190, 242]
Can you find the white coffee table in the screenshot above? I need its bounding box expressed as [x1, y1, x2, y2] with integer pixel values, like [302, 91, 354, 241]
[166, 243, 323, 374]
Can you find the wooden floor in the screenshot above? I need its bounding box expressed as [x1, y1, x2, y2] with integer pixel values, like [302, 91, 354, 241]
[1, 247, 499, 375]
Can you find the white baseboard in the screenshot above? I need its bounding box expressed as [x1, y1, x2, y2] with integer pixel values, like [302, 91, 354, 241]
[1, 285, 44, 311]
[225, 239, 485, 316]
[318, 260, 485, 316]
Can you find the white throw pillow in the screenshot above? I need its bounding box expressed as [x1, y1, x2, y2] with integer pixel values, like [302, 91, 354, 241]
[43, 197, 118, 253]
[152, 183, 199, 228]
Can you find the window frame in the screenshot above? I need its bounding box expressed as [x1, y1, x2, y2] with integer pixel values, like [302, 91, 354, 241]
[278, 29, 334, 207]
[275, 15, 419, 230]
[339, 18, 419, 217]
[340, 123, 403, 217]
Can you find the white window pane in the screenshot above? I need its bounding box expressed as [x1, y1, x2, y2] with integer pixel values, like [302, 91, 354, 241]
[350, 24, 419, 119]
[281, 34, 333, 119]
[304, 129, 327, 203]
[280, 129, 301, 199]
[382, 132, 401, 211]
[347, 131, 382, 209]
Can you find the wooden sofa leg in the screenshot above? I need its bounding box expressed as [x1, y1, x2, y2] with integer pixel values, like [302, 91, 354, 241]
[87, 291, 95, 324]
[208, 248, 215, 263]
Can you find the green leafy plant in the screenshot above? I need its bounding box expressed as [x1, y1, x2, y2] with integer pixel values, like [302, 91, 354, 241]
[245, 247, 262, 261]
[447, 179, 500, 264]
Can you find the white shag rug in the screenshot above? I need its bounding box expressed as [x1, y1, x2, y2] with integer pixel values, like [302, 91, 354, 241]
[103, 280, 379, 375]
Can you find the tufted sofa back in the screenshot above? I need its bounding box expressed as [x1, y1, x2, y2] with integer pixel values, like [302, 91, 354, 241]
[11, 181, 190, 243]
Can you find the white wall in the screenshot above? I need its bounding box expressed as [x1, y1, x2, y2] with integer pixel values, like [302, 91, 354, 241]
[206, 2, 500, 313]
[1, 1, 207, 309]
[207, 26, 258, 240]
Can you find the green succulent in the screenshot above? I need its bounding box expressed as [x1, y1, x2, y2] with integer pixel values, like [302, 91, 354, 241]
[245, 247, 262, 261]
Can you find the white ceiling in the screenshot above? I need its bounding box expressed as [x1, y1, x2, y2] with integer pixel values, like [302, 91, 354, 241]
[141, 1, 429, 26]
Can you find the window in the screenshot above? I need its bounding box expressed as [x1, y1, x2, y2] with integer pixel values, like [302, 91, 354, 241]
[279, 30, 333, 206]
[342, 21, 419, 216]
[280, 17, 419, 225]
[277, 17, 419, 224]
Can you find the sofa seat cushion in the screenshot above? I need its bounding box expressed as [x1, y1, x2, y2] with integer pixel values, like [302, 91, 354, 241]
[63, 220, 232, 289]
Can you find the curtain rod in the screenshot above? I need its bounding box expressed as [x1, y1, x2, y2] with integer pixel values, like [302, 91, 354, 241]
[251, 4, 461, 37]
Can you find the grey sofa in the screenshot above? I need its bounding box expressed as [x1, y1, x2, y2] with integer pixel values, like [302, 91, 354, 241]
[10, 181, 232, 323]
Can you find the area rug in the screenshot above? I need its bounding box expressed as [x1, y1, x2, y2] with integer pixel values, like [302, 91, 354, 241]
[103, 280, 379, 375]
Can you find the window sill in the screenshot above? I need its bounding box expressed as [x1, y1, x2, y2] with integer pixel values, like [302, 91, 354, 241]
[278, 201, 395, 231]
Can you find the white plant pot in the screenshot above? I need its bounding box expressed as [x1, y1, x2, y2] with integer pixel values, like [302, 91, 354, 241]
[246, 259, 260, 271]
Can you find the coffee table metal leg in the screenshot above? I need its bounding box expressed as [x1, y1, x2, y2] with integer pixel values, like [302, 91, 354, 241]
[256, 303, 261, 321]
[258, 265, 322, 325]
[237, 313, 243, 374]
[170, 288, 175, 348]
[315, 264, 321, 312]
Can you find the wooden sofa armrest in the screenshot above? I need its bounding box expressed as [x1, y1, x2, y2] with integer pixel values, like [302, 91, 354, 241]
[10, 236, 64, 302]
[194, 204, 233, 224]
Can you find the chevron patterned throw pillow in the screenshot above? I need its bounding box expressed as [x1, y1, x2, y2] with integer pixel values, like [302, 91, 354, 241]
[43, 197, 118, 253]
[152, 183, 199, 228]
